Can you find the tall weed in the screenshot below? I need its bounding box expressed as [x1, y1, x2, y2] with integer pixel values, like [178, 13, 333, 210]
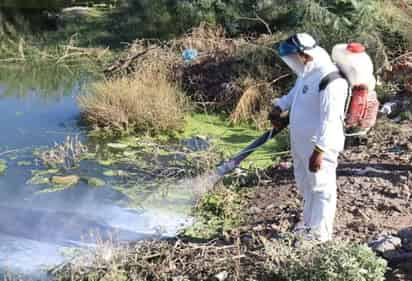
[79, 69, 188, 135]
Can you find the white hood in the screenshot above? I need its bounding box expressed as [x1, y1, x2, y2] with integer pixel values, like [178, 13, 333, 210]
[304, 46, 336, 74]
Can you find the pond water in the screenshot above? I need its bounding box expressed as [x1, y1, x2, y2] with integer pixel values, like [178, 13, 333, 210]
[0, 71, 192, 279]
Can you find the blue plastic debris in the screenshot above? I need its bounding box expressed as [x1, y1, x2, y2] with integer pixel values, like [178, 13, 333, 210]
[182, 48, 198, 62]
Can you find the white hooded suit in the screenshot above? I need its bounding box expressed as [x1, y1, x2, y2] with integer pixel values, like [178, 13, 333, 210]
[275, 46, 348, 241]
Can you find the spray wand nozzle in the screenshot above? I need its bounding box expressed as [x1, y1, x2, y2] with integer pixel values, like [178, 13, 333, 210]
[216, 159, 239, 177]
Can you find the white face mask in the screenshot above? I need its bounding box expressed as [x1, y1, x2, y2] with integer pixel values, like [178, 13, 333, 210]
[282, 54, 305, 76]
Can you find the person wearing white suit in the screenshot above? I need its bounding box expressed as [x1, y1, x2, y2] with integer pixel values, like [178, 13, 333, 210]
[269, 33, 348, 242]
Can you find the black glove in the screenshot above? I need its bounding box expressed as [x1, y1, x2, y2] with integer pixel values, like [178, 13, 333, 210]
[268, 106, 283, 128]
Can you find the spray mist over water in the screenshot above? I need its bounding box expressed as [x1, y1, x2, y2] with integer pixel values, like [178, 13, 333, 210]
[0, 166, 223, 279]
[0, 185, 195, 278]
[0, 162, 223, 277]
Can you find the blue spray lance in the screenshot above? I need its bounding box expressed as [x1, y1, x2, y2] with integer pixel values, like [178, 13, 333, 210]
[216, 118, 289, 177]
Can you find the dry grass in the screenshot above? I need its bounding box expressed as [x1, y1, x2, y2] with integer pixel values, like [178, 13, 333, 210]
[78, 69, 188, 135]
[51, 231, 387, 281]
[177, 22, 236, 54]
[41, 135, 88, 169]
[230, 78, 272, 125]
[51, 233, 265, 281]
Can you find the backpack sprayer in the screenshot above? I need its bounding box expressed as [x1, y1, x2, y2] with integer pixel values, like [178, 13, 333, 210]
[215, 118, 289, 177]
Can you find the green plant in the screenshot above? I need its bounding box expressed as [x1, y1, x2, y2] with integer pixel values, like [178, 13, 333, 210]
[291, 0, 410, 64]
[182, 186, 247, 239]
[0, 160, 7, 175]
[265, 238, 388, 281]
[399, 110, 412, 121]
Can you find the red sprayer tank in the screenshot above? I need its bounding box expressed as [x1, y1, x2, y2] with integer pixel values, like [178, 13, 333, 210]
[332, 43, 379, 131]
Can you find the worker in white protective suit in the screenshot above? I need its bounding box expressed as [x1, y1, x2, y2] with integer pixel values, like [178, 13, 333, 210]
[269, 33, 348, 242]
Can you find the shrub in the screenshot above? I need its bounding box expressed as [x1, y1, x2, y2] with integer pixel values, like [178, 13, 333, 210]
[78, 69, 188, 135]
[182, 186, 247, 239]
[264, 238, 388, 281]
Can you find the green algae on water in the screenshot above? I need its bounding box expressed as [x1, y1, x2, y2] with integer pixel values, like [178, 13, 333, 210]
[27, 174, 50, 185]
[17, 160, 32, 167]
[82, 176, 106, 187]
[0, 160, 7, 175]
[180, 113, 288, 169]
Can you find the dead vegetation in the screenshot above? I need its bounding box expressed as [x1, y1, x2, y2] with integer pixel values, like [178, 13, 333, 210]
[0, 35, 109, 66]
[40, 135, 88, 169]
[79, 68, 188, 134]
[99, 24, 291, 131]
[383, 52, 412, 95]
[87, 21, 412, 134]
[51, 231, 386, 281]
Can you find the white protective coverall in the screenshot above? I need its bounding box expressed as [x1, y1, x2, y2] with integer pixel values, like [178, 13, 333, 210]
[275, 46, 348, 241]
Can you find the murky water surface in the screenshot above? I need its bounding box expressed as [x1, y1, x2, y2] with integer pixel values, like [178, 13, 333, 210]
[0, 71, 192, 279]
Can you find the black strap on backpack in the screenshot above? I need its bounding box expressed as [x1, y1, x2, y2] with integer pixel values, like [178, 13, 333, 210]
[319, 71, 358, 135]
[319, 71, 345, 92]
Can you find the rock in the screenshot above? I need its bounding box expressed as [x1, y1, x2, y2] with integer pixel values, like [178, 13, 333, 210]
[253, 225, 265, 232]
[83, 177, 106, 187]
[352, 207, 370, 220]
[0, 160, 7, 175]
[369, 235, 402, 254]
[214, 271, 228, 281]
[51, 175, 80, 186]
[399, 175, 408, 184]
[249, 206, 262, 214]
[399, 184, 411, 200]
[265, 203, 277, 210]
[399, 228, 412, 251]
[367, 223, 378, 232]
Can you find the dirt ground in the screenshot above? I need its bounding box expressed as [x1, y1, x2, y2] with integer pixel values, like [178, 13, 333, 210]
[231, 119, 412, 281]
